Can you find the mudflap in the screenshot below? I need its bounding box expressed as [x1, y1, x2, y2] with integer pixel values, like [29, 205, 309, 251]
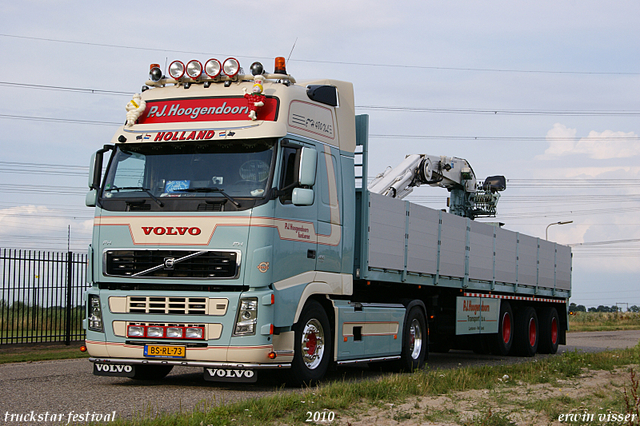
[203, 367, 258, 383]
[93, 362, 136, 377]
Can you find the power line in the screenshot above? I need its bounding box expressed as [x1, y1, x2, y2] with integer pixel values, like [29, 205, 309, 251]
[3, 79, 640, 118]
[2, 33, 638, 76]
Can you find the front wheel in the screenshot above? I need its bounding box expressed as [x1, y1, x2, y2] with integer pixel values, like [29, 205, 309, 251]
[287, 300, 332, 386]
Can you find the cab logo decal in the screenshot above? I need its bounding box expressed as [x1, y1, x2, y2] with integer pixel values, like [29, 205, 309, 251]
[138, 97, 279, 124]
[257, 262, 270, 273]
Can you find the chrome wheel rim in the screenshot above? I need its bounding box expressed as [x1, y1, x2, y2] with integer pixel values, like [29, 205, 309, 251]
[409, 318, 423, 360]
[301, 319, 325, 369]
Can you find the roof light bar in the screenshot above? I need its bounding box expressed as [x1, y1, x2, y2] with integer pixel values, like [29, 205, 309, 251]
[168, 60, 185, 79]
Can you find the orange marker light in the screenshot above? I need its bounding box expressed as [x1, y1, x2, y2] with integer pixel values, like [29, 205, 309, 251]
[274, 57, 287, 74]
[268, 352, 277, 359]
[79, 345, 87, 352]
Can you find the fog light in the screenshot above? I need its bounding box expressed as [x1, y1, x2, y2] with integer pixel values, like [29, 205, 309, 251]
[127, 325, 145, 337]
[147, 326, 164, 338]
[166, 327, 184, 339]
[185, 327, 204, 339]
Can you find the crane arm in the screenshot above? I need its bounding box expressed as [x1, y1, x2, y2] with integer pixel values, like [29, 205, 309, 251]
[368, 154, 506, 219]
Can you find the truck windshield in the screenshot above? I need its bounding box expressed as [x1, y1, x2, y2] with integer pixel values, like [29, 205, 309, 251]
[100, 139, 276, 211]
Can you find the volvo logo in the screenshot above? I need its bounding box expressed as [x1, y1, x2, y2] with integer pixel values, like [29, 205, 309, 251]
[163, 257, 176, 270]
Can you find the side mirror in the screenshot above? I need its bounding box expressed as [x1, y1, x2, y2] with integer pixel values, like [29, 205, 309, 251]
[85, 189, 97, 207]
[292, 188, 314, 206]
[86, 145, 113, 207]
[298, 147, 317, 187]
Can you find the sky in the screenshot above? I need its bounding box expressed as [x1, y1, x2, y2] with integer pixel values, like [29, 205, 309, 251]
[0, 1, 639, 308]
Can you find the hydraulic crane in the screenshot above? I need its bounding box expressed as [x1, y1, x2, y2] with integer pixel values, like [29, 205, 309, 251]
[368, 154, 506, 219]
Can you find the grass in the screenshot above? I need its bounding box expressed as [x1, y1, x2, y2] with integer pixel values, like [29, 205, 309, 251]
[569, 311, 640, 332]
[100, 345, 640, 426]
[0, 342, 89, 364]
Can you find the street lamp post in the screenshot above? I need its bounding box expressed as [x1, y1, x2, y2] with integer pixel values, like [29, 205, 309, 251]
[545, 220, 573, 240]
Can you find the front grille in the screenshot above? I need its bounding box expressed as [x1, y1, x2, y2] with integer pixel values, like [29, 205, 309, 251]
[128, 297, 208, 314]
[105, 250, 239, 278]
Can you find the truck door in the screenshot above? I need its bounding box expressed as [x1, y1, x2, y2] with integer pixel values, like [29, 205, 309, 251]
[272, 141, 318, 283]
[316, 146, 342, 273]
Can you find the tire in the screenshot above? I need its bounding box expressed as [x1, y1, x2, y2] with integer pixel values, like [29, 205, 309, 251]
[398, 307, 428, 371]
[489, 300, 514, 356]
[130, 365, 173, 380]
[287, 300, 332, 386]
[512, 306, 538, 357]
[538, 307, 560, 354]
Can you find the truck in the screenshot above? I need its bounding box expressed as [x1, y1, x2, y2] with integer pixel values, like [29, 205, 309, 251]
[84, 56, 571, 385]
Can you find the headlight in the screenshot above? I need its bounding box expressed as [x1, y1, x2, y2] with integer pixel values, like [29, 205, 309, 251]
[88, 294, 103, 332]
[146, 326, 164, 338]
[127, 325, 145, 337]
[234, 298, 257, 335]
[185, 327, 204, 339]
[166, 327, 184, 339]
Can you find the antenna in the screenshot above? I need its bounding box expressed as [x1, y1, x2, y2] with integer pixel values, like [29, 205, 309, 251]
[287, 37, 298, 62]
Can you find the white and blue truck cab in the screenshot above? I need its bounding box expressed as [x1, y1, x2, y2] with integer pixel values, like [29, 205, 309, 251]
[84, 56, 571, 385]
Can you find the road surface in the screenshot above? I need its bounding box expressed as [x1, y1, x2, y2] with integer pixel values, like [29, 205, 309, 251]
[1, 330, 638, 422]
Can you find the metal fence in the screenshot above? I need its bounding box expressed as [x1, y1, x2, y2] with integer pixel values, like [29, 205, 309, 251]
[0, 248, 88, 345]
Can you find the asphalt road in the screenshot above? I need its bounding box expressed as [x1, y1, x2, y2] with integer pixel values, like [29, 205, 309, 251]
[1, 330, 638, 423]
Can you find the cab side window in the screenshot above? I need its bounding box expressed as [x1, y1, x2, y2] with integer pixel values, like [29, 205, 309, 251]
[279, 146, 299, 204]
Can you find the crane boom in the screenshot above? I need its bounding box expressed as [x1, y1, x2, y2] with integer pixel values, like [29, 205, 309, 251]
[368, 154, 506, 219]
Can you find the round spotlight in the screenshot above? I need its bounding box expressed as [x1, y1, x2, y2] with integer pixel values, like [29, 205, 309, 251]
[205, 58, 221, 78]
[168, 60, 185, 79]
[186, 60, 203, 79]
[250, 61, 264, 76]
[149, 63, 162, 81]
[223, 57, 240, 77]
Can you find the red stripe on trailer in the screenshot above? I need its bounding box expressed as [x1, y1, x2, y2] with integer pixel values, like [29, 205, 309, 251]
[463, 293, 566, 304]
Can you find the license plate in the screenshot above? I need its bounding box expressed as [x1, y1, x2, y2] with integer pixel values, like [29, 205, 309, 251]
[144, 344, 186, 358]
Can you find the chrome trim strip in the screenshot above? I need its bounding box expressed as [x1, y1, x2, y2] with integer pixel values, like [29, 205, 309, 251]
[89, 357, 290, 369]
[337, 355, 401, 365]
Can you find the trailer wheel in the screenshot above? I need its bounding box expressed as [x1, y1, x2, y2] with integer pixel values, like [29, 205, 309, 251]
[489, 300, 514, 356]
[513, 306, 538, 357]
[399, 307, 428, 371]
[538, 307, 560, 354]
[287, 300, 331, 386]
[130, 365, 173, 380]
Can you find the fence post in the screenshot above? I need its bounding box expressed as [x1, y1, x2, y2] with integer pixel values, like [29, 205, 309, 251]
[65, 251, 73, 346]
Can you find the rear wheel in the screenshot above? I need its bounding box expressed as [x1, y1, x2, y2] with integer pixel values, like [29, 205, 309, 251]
[538, 307, 560, 354]
[287, 300, 332, 386]
[398, 307, 428, 371]
[513, 306, 538, 357]
[489, 300, 514, 356]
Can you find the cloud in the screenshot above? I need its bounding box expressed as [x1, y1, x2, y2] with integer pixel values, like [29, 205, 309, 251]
[542, 123, 640, 159]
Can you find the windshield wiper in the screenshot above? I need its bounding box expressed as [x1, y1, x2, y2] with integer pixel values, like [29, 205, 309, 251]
[174, 187, 241, 208]
[106, 186, 164, 207]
